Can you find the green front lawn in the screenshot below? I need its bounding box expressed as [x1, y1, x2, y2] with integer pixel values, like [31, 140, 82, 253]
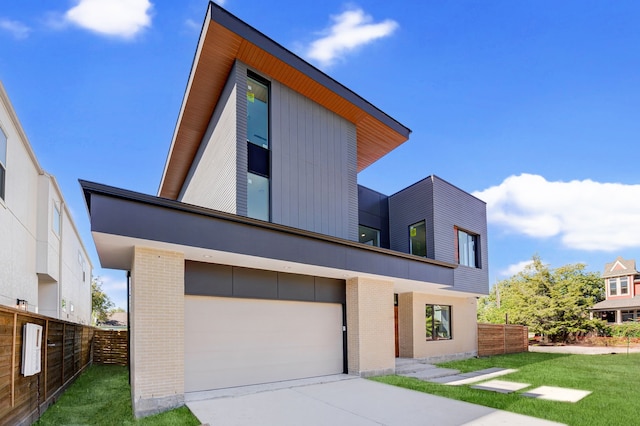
[373, 352, 638, 426]
[35, 365, 200, 426]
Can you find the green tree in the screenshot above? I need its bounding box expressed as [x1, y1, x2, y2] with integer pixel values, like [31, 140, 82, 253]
[92, 277, 115, 325]
[478, 255, 605, 343]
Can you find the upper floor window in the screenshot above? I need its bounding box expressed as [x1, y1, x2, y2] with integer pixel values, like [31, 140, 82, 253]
[0, 126, 6, 201]
[457, 229, 479, 268]
[620, 277, 629, 295]
[409, 221, 426, 257]
[609, 277, 628, 296]
[247, 75, 269, 149]
[359, 225, 380, 247]
[426, 304, 452, 340]
[247, 173, 269, 221]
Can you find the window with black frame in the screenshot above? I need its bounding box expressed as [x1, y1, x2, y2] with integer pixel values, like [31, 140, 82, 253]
[426, 304, 452, 340]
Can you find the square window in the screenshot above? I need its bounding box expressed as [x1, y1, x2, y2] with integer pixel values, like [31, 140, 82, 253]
[457, 229, 479, 268]
[426, 304, 452, 340]
[409, 221, 426, 257]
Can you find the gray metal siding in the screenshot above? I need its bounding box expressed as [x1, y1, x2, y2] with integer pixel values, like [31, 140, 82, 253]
[270, 79, 357, 240]
[431, 176, 489, 295]
[357, 185, 390, 248]
[184, 261, 346, 304]
[180, 62, 239, 213]
[388, 178, 435, 257]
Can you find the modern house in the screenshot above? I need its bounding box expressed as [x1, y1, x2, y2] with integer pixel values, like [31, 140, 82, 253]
[0, 81, 92, 324]
[591, 256, 640, 323]
[80, 2, 489, 417]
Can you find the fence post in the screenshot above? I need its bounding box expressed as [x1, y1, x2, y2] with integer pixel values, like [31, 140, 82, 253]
[11, 312, 17, 407]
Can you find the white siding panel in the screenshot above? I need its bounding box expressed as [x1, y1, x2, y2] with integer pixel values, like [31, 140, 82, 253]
[180, 63, 240, 214]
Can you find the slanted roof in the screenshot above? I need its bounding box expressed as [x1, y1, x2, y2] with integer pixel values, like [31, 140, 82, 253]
[602, 256, 637, 279]
[590, 296, 640, 311]
[158, 2, 411, 199]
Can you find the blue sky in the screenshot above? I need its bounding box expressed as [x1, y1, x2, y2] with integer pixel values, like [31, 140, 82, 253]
[2, 0, 639, 308]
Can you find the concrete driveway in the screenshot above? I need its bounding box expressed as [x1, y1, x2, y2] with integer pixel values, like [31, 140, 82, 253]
[186, 375, 563, 426]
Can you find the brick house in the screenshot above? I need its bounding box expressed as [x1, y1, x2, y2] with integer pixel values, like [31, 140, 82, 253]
[81, 2, 489, 417]
[591, 256, 640, 323]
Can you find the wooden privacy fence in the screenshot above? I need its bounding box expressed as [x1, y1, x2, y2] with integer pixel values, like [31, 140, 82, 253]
[93, 329, 128, 366]
[0, 305, 94, 426]
[478, 323, 528, 357]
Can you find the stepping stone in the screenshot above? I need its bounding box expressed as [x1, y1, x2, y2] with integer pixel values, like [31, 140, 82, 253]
[403, 367, 460, 380]
[445, 368, 518, 386]
[395, 363, 438, 374]
[471, 380, 530, 394]
[521, 386, 591, 403]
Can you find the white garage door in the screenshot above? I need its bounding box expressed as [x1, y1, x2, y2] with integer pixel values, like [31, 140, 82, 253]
[185, 296, 344, 392]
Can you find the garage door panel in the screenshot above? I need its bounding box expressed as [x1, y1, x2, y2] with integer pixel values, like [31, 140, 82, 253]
[185, 296, 343, 392]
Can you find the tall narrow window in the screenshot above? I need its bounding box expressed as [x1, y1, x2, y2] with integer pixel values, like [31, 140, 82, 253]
[409, 221, 426, 257]
[246, 73, 270, 221]
[457, 229, 479, 268]
[247, 76, 269, 148]
[247, 173, 269, 221]
[426, 304, 452, 340]
[0, 126, 6, 201]
[620, 277, 629, 295]
[359, 225, 380, 246]
[609, 278, 617, 296]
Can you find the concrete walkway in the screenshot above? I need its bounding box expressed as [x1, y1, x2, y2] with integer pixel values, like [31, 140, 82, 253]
[529, 344, 640, 355]
[186, 375, 563, 426]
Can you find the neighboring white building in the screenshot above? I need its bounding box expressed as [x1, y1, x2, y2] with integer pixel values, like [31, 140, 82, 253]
[0, 81, 92, 324]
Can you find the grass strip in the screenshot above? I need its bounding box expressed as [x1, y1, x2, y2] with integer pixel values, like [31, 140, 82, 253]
[35, 364, 200, 426]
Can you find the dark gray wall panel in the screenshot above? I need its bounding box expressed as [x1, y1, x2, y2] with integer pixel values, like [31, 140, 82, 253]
[278, 273, 315, 301]
[83, 183, 455, 287]
[431, 176, 489, 294]
[315, 277, 346, 304]
[388, 178, 435, 257]
[357, 185, 390, 248]
[185, 262, 233, 296]
[184, 261, 345, 303]
[233, 267, 278, 299]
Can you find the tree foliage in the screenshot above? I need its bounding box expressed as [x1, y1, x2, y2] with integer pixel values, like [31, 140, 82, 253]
[92, 277, 115, 325]
[478, 255, 605, 343]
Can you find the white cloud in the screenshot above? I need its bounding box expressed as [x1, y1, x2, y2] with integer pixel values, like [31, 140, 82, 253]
[305, 8, 398, 67]
[184, 18, 200, 32]
[499, 259, 535, 277]
[65, 0, 152, 39]
[0, 18, 31, 39]
[474, 173, 640, 252]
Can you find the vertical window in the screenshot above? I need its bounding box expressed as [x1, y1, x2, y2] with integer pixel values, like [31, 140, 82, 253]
[609, 278, 617, 296]
[247, 173, 269, 221]
[247, 72, 270, 221]
[0, 126, 6, 201]
[359, 225, 380, 246]
[620, 277, 629, 295]
[247, 76, 269, 148]
[426, 304, 452, 340]
[457, 229, 479, 268]
[409, 221, 426, 257]
[53, 203, 61, 236]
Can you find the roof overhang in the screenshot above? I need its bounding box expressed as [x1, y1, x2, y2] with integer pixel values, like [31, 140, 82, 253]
[158, 2, 411, 199]
[81, 180, 471, 296]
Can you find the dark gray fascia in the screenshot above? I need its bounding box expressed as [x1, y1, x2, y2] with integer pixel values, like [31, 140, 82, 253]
[80, 180, 454, 286]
